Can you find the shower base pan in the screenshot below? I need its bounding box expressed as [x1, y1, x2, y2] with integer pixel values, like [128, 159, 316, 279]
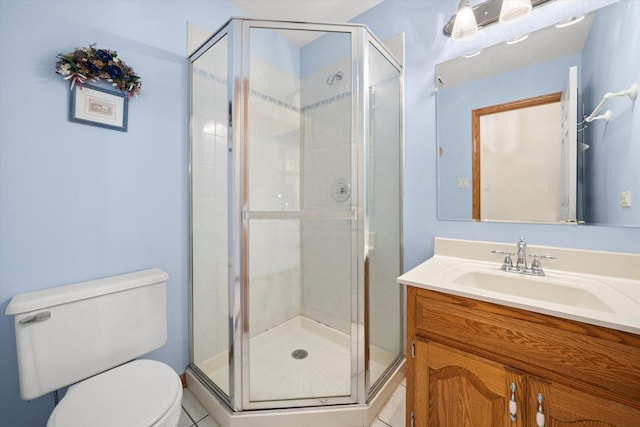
[187, 315, 405, 426]
[197, 316, 396, 400]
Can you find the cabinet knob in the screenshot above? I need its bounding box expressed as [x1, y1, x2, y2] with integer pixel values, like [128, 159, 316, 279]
[536, 393, 545, 427]
[509, 382, 517, 422]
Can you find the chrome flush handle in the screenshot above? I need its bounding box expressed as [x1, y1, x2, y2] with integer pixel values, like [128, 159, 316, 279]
[19, 311, 51, 324]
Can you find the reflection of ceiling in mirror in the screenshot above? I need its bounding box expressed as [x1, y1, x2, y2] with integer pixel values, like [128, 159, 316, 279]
[436, 13, 595, 90]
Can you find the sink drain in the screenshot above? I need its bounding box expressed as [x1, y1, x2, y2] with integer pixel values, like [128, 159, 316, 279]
[291, 349, 308, 360]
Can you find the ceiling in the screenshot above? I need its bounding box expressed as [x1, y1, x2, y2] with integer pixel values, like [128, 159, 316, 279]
[229, 0, 383, 45]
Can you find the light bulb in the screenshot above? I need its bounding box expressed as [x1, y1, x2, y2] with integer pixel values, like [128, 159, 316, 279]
[499, 0, 532, 23]
[452, 0, 478, 40]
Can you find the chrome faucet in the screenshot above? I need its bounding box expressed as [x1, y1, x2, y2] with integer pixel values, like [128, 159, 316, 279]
[515, 237, 527, 271]
[492, 237, 556, 276]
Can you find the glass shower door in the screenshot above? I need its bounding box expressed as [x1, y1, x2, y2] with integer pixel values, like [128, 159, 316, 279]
[244, 23, 356, 408]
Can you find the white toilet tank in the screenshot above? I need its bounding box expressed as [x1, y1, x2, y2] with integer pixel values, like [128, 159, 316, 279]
[5, 268, 169, 400]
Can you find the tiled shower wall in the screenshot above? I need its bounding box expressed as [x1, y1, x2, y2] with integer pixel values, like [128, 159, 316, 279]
[191, 36, 230, 364]
[249, 52, 356, 338]
[248, 56, 302, 337]
[192, 50, 307, 359]
[300, 57, 353, 335]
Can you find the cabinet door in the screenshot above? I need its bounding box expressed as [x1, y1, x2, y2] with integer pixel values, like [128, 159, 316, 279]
[528, 376, 640, 427]
[413, 339, 526, 427]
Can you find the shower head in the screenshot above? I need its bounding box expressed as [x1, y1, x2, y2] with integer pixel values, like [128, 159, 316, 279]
[326, 71, 344, 85]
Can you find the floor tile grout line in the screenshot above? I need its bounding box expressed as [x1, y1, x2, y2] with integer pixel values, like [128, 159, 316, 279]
[376, 417, 393, 427]
[182, 389, 210, 424]
[182, 405, 198, 426]
[182, 403, 209, 426]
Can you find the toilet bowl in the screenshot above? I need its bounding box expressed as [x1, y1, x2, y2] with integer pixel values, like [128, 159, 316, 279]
[47, 360, 183, 427]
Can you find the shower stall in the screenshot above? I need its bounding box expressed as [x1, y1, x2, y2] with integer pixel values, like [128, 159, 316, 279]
[187, 18, 403, 422]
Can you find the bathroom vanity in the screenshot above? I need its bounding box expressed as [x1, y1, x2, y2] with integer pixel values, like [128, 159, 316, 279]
[399, 238, 640, 427]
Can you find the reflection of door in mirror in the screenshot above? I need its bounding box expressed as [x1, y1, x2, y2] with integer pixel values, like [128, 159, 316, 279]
[472, 92, 562, 222]
[471, 66, 578, 224]
[559, 66, 578, 224]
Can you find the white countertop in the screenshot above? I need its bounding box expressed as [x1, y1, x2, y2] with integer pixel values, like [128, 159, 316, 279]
[398, 238, 640, 335]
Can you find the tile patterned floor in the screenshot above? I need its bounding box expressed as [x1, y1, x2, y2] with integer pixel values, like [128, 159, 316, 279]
[369, 379, 406, 427]
[179, 379, 406, 427]
[179, 388, 220, 427]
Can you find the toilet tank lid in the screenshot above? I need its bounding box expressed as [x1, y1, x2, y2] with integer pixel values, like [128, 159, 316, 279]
[5, 268, 168, 316]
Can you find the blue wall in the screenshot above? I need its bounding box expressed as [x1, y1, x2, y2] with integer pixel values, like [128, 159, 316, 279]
[582, 0, 640, 226]
[251, 27, 301, 77]
[0, 1, 242, 426]
[1, 0, 638, 426]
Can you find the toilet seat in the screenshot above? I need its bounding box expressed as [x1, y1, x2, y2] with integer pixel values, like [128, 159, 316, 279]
[47, 359, 183, 427]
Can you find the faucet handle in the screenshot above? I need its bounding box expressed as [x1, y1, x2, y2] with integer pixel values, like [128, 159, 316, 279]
[492, 250, 515, 271]
[529, 254, 557, 260]
[528, 254, 557, 275]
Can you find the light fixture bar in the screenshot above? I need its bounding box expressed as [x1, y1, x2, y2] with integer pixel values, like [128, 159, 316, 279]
[443, 0, 552, 38]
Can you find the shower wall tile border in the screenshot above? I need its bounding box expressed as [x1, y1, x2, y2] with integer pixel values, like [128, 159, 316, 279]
[193, 66, 351, 113]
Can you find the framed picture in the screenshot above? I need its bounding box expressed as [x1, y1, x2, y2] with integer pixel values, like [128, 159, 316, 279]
[69, 82, 128, 132]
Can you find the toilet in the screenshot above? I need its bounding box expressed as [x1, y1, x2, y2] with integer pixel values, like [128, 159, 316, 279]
[5, 268, 183, 427]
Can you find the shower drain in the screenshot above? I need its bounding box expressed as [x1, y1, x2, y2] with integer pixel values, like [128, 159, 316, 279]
[291, 349, 309, 360]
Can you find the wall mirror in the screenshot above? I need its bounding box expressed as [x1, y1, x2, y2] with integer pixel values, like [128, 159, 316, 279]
[436, 0, 639, 227]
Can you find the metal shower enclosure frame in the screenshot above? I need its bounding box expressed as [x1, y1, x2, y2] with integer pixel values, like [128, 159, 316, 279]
[188, 17, 405, 413]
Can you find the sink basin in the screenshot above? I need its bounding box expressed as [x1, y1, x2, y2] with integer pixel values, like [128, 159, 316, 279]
[434, 263, 639, 317]
[453, 271, 612, 312]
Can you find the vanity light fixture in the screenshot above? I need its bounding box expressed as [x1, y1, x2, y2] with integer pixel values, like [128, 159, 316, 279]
[506, 34, 529, 45]
[451, 0, 479, 41]
[443, 0, 552, 40]
[555, 14, 586, 28]
[499, 0, 532, 23]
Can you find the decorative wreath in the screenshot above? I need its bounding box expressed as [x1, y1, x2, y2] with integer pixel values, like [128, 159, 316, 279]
[56, 44, 142, 99]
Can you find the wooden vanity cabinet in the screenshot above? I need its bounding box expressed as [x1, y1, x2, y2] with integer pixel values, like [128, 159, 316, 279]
[414, 339, 526, 427]
[406, 286, 640, 427]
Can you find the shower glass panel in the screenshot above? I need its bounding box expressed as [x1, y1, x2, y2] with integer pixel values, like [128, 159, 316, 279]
[190, 33, 231, 398]
[366, 42, 402, 389]
[247, 27, 354, 404]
